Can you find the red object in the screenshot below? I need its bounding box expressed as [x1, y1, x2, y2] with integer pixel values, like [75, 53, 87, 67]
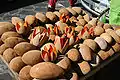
[16, 23, 20, 31]
[60, 38, 64, 48]
[89, 27, 94, 36]
[33, 28, 37, 38]
[48, 0, 77, 8]
[60, 13, 70, 23]
[68, 0, 77, 6]
[81, 26, 88, 36]
[48, 0, 57, 8]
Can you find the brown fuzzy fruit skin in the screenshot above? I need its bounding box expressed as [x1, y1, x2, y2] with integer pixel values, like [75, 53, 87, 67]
[103, 23, 111, 30]
[83, 39, 98, 51]
[3, 48, 17, 63]
[59, 8, 70, 16]
[11, 17, 23, 25]
[112, 25, 120, 30]
[94, 37, 107, 50]
[69, 16, 77, 23]
[81, 31, 91, 40]
[82, 10, 87, 15]
[100, 33, 113, 44]
[75, 25, 83, 32]
[97, 50, 109, 60]
[78, 61, 91, 75]
[84, 24, 93, 29]
[9, 56, 25, 73]
[53, 11, 61, 18]
[56, 57, 71, 71]
[0, 22, 14, 29]
[0, 44, 9, 55]
[19, 65, 33, 80]
[83, 14, 90, 22]
[14, 42, 36, 56]
[22, 50, 42, 66]
[112, 43, 120, 52]
[30, 62, 64, 79]
[77, 15, 83, 20]
[107, 48, 115, 56]
[72, 7, 82, 14]
[79, 44, 92, 61]
[88, 18, 97, 27]
[55, 21, 67, 34]
[106, 30, 120, 43]
[4, 37, 25, 48]
[94, 26, 105, 36]
[46, 12, 58, 23]
[66, 7, 77, 16]
[66, 49, 80, 62]
[97, 21, 104, 27]
[0, 26, 14, 37]
[115, 29, 120, 36]
[35, 12, 48, 23]
[25, 15, 35, 25]
[78, 19, 86, 26]
[105, 29, 113, 33]
[1, 31, 21, 42]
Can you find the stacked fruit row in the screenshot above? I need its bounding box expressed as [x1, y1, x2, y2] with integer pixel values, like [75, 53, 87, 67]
[0, 7, 120, 80]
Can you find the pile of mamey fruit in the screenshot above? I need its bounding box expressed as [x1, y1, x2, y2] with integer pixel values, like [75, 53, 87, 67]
[0, 7, 120, 80]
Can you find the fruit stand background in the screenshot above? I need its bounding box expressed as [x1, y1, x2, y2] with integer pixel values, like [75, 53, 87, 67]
[0, 0, 120, 80]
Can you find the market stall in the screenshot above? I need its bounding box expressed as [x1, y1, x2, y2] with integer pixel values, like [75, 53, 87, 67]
[0, 0, 120, 80]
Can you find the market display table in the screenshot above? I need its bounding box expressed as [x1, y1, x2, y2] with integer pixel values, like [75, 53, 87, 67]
[0, 0, 120, 80]
[1, 52, 120, 80]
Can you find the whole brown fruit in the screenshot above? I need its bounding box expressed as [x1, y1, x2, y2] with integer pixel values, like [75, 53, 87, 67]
[94, 26, 105, 36]
[25, 15, 36, 25]
[79, 44, 92, 61]
[35, 12, 48, 23]
[9, 56, 25, 73]
[46, 12, 58, 23]
[83, 39, 98, 51]
[14, 42, 36, 56]
[53, 11, 61, 17]
[0, 44, 9, 55]
[4, 37, 25, 48]
[1, 31, 21, 42]
[100, 33, 113, 44]
[78, 19, 86, 26]
[97, 21, 104, 27]
[66, 49, 80, 62]
[3, 48, 17, 63]
[103, 23, 111, 29]
[83, 14, 90, 22]
[72, 7, 82, 14]
[57, 57, 71, 71]
[66, 7, 77, 16]
[59, 8, 70, 16]
[22, 50, 42, 65]
[19, 65, 33, 80]
[30, 62, 64, 79]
